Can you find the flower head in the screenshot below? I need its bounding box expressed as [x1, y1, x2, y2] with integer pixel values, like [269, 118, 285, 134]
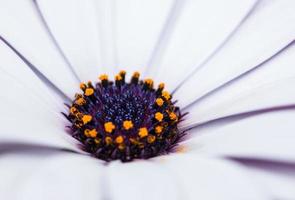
[66, 71, 185, 162]
[0, 0, 295, 199]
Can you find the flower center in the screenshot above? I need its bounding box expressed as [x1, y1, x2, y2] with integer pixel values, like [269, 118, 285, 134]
[65, 71, 185, 162]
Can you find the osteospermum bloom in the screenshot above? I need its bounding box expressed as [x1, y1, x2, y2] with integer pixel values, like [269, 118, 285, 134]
[0, 0, 295, 199]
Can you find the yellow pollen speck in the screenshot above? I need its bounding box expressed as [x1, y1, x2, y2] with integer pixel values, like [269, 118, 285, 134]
[75, 112, 83, 119]
[155, 126, 163, 134]
[94, 138, 101, 144]
[85, 88, 94, 96]
[75, 97, 86, 105]
[99, 74, 108, 81]
[133, 71, 140, 78]
[118, 144, 125, 150]
[119, 70, 126, 75]
[144, 78, 154, 86]
[115, 135, 124, 144]
[84, 129, 97, 138]
[105, 136, 113, 145]
[75, 93, 82, 98]
[88, 129, 97, 138]
[158, 83, 165, 89]
[156, 98, 164, 106]
[123, 120, 134, 130]
[87, 81, 93, 87]
[139, 143, 145, 148]
[80, 83, 86, 90]
[70, 107, 77, 114]
[84, 129, 90, 137]
[169, 112, 178, 121]
[104, 122, 115, 133]
[82, 115, 92, 124]
[74, 122, 83, 128]
[138, 127, 148, 138]
[162, 91, 171, 100]
[129, 138, 139, 145]
[176, 145, 187, 153]
[147, 135, 156, 143]
[115, 74, 122, 81]
[155, 112, 164, 122]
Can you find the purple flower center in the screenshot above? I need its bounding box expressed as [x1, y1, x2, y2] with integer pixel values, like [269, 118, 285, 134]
[64, 71, 186, 162]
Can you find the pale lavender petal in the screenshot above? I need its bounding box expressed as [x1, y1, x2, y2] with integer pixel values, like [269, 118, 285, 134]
[184, 109, 295, 163]
[0, 0, 79, 97]
[175, 0, 295, 108]
[0, 152, 105, 200]
[153, 154, 268, 199]
[146, 0, 257, 88]
[232, 158, 295, 199]
[35, 0, 115, 79]
[182, 40, 295, 127]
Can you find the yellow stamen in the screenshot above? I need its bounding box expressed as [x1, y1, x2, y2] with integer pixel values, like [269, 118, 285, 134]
[75, 112, 83, 120]
[94, 138, 101, 144]
[144, 78, 154, 87]
[155, 98, 164, 106]
[133, 71, 140, 78]
[87, 81, 93, 87]
[115, 74, 122, 81]
[139, 143, 145, 148]
[82, 115, 92, 124]
[169, 112, 178, 121]
[158, 83, 165, 90]
[80, 83, 86, 90]
[138, 127, 148, 138]
[85, 88, 94, 96]
[155, 126, 163, 134]
[74, 122, 83, 128]
[75, 97, 86, 105]
[147, 135, 156, 143]
[104, 122, 115, 133]
[176, 145, 187, 153]
[115, 135, 124, 144]
[118, 144, 125, 150]
[84, 129, 90, 137]
[75, 93, 82, 99]
[105, 136, 113, 145]
[123, 120, 134, 130]
[119, 70, 126, 76]
[89, 129, 97, 138]
[129, 138, 139, 145]
[99, 74, 108, 81]
[70, 107, 78, 114]
[84, 129, 97, 138]
[155, 112, 164, 122]
[162, 91, 171, 100]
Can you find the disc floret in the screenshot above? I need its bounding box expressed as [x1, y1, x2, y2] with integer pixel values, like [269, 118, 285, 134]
[65, 71, 185, 162]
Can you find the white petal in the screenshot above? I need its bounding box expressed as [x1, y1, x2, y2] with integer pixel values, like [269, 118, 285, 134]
[115, 0, 175, 74]
[0, 41, 65, 111]
[146, 0, 257, 88]
[153, 154, 268, 199]
[0, 105, 77, 151]
[174, 0, 295, 106]
[36, 0, 115, 79]
[106, 160, 180, 200]
[0, 0, 78, 98]
[182, 43, 295, 126]
[94, 0, 118, 75]
[0, 152, 104, 200]
[0, 41, 78, 151]
[184, 110, 295, 163]
[237, 159, 295, 199]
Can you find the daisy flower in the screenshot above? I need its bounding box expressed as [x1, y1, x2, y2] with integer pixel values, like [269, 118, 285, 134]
[0, 0, 295, 199]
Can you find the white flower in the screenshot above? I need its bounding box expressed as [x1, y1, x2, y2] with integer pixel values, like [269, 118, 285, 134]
[0, 0, 295, 199]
